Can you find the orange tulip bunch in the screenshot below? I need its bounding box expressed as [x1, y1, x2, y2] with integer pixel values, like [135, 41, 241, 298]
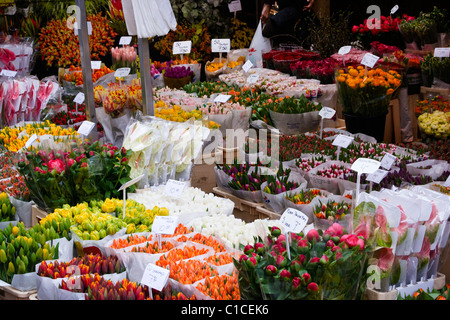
[196, 273, 240, 300]
[336, 65, 402, 117]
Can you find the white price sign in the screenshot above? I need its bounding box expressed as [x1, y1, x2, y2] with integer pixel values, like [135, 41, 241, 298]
[351, 158, 380, 174]
[247, 74, 259, 84]
[0, 69, 17, 77]
[73, 92, 85, 105]
[228, 0, 242, 12]
[173, 41, 192, 55]
[332, 134, 354, 148]
[152, 215, 178, 235]
[164, 179, 187, 197]
[25, 134, 38, 149]
[280, 208, 308, 234]
[242, 60, 253, 72]
[91, 61, 101, 70]
[141, 263, 170, 292]
[214, 94, 232, 103]
[434, 47, 450, 58]
[391, 5, 399, 15]
[380, 153, 397, 170]
[114, 67, 130, 78]
[119, 36, 132, 45]
[211, 39, 231, 53]
[319, 107, 336, 119]
[361, 53, 380, 68]
[338, 45, 351, 55]
[118, 174, 145, 191]
[366, 169, 389, 184]
[77, 120, 95, 136]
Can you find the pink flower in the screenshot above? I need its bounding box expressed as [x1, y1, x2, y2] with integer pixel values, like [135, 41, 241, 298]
[307, 282, 319, 292]
[271, 226, 281, 237]
[239, 254, 248, 263]
[377, 247, 395, 272]
[244, 244, 254, 254]
[325, 223, 344, 237]
[302, 272, 311, 284]
[340, 234, 365, 251]
[309, 257, 320, 265]
[265, 265, 277, 276]
[292, 277, 301, 289]
[319, 254, 329, 264]
[276, 255, 287, 268]
[254, 242, 265, 254]
[306, 229, 319, 242]
[280, 269, 291, 280]
[247, 257, 257, 268]
[81, 162, 88, 168]
[48, 159, 65, 174]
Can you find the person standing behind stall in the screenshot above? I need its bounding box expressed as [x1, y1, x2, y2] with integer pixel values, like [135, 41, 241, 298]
[260, 0, 315, 38]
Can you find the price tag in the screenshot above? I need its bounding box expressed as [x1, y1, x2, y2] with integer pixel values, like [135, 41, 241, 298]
[77, 120, 95, 136]
[25, 134, 38, 149]
[228, 0, 242, 12]
[118, 174, 145, 191]
[380, 153, 397, 170]
[319, 107, 336, 119]
[74, 21, 92, 36]
[338, 46, 351, 55]
[332, 134, 354, 148]
[351, 158, 380, 174]
[444, 175, 450, 187]
[152, 215, 178, 235]
[91, 61, 101, 70]
[242, 60, 253, 72]
[115, 67, 131, 78]
[280, 208, 308, 234]
[119, 36, 132, 45]
[164, 179, 187, 197]
[366, 169, 389, 184]
[211, 39, 231, 53]
[390, 5, 399, 15]
[247, 74, 259, 84]
[434, 47, 450, 58]
[73, 92, 85, 105]
[141, 263, 170, 292]
[361, 52, 380, 68]
[173, 41, 192, 55]
[214, 94, 232, 103]
[0, 69, 17, 77]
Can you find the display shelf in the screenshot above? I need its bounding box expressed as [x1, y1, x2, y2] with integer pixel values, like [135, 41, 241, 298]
[0, 285, 37, 300]
[212, 187, 264, 218]
[31, 205, 48, 227]
[255, 206, 282, 220]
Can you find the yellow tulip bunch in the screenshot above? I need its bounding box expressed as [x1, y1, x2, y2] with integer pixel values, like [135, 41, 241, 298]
[0, 120, 78, 152]
[336, 65, 402, 117]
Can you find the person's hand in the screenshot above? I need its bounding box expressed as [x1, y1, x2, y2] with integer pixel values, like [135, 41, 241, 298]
[303, 0, 314, 11]
[260, 4, 271, 24]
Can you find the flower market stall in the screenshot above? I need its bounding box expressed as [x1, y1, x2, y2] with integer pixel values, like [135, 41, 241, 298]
[0, 0, 449, 305]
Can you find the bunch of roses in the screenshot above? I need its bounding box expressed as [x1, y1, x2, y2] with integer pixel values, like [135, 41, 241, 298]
[234, 223, 370, 300]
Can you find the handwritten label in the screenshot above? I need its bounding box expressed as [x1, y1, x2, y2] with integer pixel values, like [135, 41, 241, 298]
[338, 46, 351, 55]
[164, 179, 187, 197]
[351, 158, 380, 174]
[319, 107, 336, 119]
[173, 41, 192, 55]
[366, 169, 389, 184]
[280, 208, 308, 234]
[119, 36, 132, 45]
[247, 74, 259, 84]
[73, 92, 85, 105]
[77, 120, 95, 136]
[91, 61, 101, 70]
[0, 70, 17, 77]
[211, 39, 231, 53]
[434, 47, 450, 58]
[152, 215, 178, 235]
[25, 134, 38, 149]
[118, 173, 145, 191]
[242, 60, 253, 72]
[214, 94, 232, 103]
[332, 134, 354, 148]
[380, 153, 397, 170]
[390, 5, 399, 15]
[228, 0, 242, 12]
[115, 67, 131, 78]
[141, 263, 170, 291]
[361, 52, 380, 68]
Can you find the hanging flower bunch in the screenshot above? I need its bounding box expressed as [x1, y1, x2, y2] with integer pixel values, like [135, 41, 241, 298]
[38, 13, 117, 68]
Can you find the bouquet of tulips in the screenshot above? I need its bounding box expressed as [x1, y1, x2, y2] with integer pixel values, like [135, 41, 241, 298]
[111, 46, 137, 74]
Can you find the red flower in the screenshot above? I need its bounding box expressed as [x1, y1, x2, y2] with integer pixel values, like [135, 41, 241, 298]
[306, 229, 319, 242]
[307, 282, 319, 292]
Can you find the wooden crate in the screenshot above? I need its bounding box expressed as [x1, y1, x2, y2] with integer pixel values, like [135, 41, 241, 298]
[212, 187, 264, 218]
[31, 205, 48, 226]
[0, 285, 36, 300]
[256, 206, 281, 220]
